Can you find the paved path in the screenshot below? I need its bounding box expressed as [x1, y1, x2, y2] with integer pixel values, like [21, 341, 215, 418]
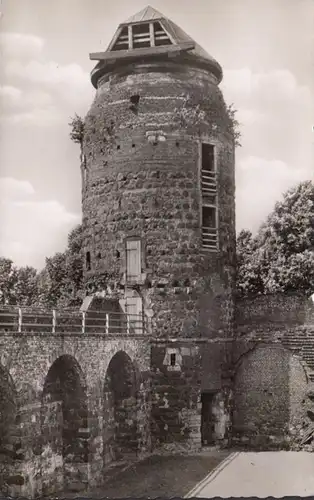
[186, 451, 314, 498]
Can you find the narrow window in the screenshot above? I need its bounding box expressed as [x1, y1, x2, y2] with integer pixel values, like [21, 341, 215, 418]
[170, 353, 176, 366]
[201, 144, 215, 172]
[201, 143, 218, 251]
[86, 251, 91, 271]
[126, 239, 141, 282]
[202, 206, 216, 229]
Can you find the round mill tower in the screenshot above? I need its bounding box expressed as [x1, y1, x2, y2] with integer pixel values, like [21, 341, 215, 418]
[83, 6, 236, 449]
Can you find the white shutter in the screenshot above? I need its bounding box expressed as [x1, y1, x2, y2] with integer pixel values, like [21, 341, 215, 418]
[126, 239, 141, 281]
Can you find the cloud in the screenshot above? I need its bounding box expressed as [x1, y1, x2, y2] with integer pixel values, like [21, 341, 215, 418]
[0, 177, 35, 200]
[221, 67, 313, 168]
[236, 156, 310, 233]
[0, 177, 80, 268]
[222, 67, 311, 105]
[6, 60, 90, 89]
[1, 31, 93, 126]
[0, 33, 45, 60]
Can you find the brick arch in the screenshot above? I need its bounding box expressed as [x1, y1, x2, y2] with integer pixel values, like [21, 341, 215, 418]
[103, 350, 139, 467]
[41, 355, 88, 492]
[233, 343, 305, 448]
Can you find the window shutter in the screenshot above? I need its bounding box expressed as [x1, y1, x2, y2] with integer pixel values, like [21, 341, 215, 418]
[126, 239, 141, 280]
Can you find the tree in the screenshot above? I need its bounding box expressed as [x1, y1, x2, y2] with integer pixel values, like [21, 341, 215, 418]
[15, 266, 38, 306]
[236, 180, 314, 296]
[69, 114, 84, 146]
[0, 258, 18, 305]
[36, 224, 83, 308]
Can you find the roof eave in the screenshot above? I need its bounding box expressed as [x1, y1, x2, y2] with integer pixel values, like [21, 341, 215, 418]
[91, 51, 223, 88]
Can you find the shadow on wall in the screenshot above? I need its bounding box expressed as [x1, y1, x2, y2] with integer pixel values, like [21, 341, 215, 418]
[41, 355, 88, 494]
[103, 350, 139, 467]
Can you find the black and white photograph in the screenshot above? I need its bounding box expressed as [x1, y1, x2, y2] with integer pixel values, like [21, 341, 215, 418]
[0, 0, 313, 498]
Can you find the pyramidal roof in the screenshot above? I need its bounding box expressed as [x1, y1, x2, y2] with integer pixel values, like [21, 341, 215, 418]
[123, 5, 164, 24]
[90, 6, 222, 87]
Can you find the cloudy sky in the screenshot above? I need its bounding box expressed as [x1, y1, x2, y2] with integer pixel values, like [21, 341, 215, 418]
[0, 0, 313, 269]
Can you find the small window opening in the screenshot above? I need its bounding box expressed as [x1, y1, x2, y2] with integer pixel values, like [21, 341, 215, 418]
[202, 206, 216, 229]
[116, 250, 120, 259]
[130, 95, 140, 106]
[201, 144, 215, 172]
[86, 251, 91, 271]
[117, 145, 120, 150]
[130, 95, 140, 114]
[176, 141, 180, 147]
[132, 143, 136, 148]
[97, 252, 101, 259]
[170, 353, 176, 366]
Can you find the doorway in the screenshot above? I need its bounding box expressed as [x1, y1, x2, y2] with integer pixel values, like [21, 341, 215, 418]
[201, 392, 215, 446]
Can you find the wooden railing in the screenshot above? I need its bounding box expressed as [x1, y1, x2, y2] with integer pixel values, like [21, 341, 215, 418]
[0, 306, 148, 335]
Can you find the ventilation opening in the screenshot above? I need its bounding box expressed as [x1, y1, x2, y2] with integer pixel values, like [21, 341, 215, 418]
[154, 21, 172, 46]
[130, 95, 140, 105]
[86, 251, 91, 271]
[112, 26, 129, 51]
[133, 23, 150, 49]
[130, 94, 140, 114]
[170, 353, 176, 367]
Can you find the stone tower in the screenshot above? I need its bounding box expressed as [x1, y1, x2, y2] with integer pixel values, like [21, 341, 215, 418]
[83, 6, 236, 449]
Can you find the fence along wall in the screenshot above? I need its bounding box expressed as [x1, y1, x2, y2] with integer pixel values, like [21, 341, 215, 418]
[0, 305, 151, 497]
[0, 306, 148, 335]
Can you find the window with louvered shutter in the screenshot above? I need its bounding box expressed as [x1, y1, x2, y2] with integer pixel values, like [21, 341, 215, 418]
[126, 239, 141, 282]
[200, 143, 218, 251]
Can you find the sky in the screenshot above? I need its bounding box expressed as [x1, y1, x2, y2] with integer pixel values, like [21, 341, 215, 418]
[0, 0, 313, 269]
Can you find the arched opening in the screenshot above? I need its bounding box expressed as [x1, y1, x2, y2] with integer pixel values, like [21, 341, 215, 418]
[41, 355, 88, 480]
[103, 351, 138, 466]
[0, 366, 19, 495]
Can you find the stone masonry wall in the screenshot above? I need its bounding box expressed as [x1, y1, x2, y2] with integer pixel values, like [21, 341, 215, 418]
[234, 292, 314, 449]
[82, 59, 236, 451]
[82, 60, 236, 341]
[0, 332, 150, 497]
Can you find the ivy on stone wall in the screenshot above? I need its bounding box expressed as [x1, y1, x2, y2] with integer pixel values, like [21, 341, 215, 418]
[174, 89, 241, 147]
